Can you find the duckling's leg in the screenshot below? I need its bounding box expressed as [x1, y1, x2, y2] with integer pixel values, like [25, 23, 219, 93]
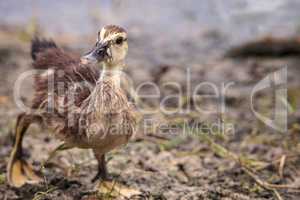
[7, 113, 42, 187]
[92, 149, 141, 198]
[92, 151, 108, 182]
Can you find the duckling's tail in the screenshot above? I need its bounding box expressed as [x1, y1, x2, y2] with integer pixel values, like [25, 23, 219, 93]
[31, 37, 57, 61]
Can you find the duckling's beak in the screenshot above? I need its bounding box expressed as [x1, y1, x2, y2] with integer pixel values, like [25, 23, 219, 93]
[81, 42, 109, 64]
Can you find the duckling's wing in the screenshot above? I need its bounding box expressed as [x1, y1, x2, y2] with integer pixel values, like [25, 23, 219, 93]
[31, 39, 99, 112]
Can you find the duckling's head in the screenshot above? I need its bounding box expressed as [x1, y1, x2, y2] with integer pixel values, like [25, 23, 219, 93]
[81, 25, 128, 68]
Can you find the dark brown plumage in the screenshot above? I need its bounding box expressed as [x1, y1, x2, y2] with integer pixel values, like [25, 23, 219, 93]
[31, 40, 100, 140]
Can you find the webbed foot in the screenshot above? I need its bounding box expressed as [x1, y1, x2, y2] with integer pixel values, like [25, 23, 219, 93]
[7, 158, 42, 187]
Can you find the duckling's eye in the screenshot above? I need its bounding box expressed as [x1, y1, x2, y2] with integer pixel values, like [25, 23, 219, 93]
[96, 49, 102, 55]
[115, 37, 123, 45]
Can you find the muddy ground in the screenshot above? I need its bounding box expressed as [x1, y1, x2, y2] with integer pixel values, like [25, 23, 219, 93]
[0, 25, 300, 200]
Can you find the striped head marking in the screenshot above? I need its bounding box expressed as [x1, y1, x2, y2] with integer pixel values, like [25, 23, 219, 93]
[81, 25, 128, 67]
[98, 25, 127, 42]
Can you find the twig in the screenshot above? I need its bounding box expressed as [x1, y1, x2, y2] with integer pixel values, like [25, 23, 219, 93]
[243, 164, 300, 190]
[241, 166, 283, 200]
[196, 133, 300, 199]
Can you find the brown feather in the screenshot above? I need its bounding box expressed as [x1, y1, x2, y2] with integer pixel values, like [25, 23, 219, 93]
[31, 46, 100, 140]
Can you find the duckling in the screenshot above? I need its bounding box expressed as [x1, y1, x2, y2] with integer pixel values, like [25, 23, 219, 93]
[7, 25, 137, 189]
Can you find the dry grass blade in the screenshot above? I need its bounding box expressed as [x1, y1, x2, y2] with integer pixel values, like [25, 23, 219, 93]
[278, 155, 286, 179]
[256, 154, 300, 171]
[40, 142, 73, 170]
[195, 132, 300, 200]
[32, 186, 58, 200]
[241, 166, 283, 200]
[198, 133, 266, 168]
[0, 173, 5, 185]
[97, 180, 142, 199]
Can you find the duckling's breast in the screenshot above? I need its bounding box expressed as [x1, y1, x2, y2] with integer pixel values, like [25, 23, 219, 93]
[80, 80, 137, 152]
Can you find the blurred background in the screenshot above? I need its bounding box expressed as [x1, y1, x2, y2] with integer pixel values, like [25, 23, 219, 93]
[0, 1, 300, 199]
[2, 1, 300, 50]
[2, 0, 300, 61]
